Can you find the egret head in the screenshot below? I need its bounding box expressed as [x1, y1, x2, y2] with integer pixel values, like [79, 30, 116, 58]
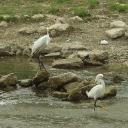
[47, 27, 49, 31]
[95, 74, 103, 83]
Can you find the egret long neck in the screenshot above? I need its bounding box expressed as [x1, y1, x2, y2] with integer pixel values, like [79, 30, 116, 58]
[47, 29, 49, 35]
[101, 79, 105, 88]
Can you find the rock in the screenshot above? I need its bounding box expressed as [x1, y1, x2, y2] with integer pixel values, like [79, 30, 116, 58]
[104, 86, 117, 98]
[55, 17, 68, 24]
[38, 26, 47, 33]
[105, 28, 125, 38]
[67, 88, 82, 101]
[22, 48, 31, 56]
[68, 44, 86, 50]
[0, 21, 8, 27]
[52, 58, 84, 69]
[96, 15, 107, 19]
[49, 72, 82, 89]
[51, 91, 68, 98]
[110, 21, 126, 28]
[0, 46, 12, 56]
[80, 84, 95, 95]
[63, 82, 80, 93]
[77, 51, 89, 60]
[49, 23, 69, 31]
[101, 22, 110, 28]
[112, 74, 125, 83]
[50, 30, 57, 36]
[67, 53, 78, 59]
[44, 52, 61, 58]
[38, 81, 49, 90]
[19, 79, 33, 87]
[32, 70, 50, 86]
[0, 73, 18, 88]
[16, 50, 22, 56]
[125, 32, 128, 37]
[84, 59, 102, 66]
[19, 27, 36, 34]
[70, 16, 84, 22]
[42, 43, 62, 54]
[89, 50, 109, 62]
[11, 46, 24, 54]
[32, 14, 44, 19]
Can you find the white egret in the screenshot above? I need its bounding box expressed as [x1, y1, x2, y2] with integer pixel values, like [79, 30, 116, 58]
[31, 27, 50, 71]
[86, 74, 108, 112]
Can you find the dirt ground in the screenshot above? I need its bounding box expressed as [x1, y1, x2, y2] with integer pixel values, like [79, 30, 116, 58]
[0, 12, 128, 64]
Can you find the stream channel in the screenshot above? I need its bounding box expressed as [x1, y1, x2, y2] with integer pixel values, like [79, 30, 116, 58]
[0, 56, 128, 128]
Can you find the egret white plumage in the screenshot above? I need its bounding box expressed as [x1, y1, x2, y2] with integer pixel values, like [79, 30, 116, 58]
[31, 27, 50, 70]
[86, 74, 108, 112]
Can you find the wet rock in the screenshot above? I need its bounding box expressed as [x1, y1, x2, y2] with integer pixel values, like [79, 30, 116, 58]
[105, 28, 125, 38]
[32, 70, 50, 86]
[38, 81, 49, 90]
[63, 82, 80, 93]
[83, 59, 102, 66]
[19, 79, 33, 87]
[42, 43, 62, 54]
[0, 73, 18, 88]
[51, 91, 68, 98]
[112, 74, 125, 83]
[0, 46, 12, 56]
[52, 58, 84, 69]
[49, 72, 82, 89]
[67, 88, 82, 101]
[104, 86, 117, 98]
[110, 21, 126, 28]
[0, 21, 8, 27]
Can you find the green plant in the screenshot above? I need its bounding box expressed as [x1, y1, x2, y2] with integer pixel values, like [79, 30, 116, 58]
[87, 0, 99, 9]
[110, 3, 128, 12]
[74, 8, 88, 17]
[48, 6, 59, 14]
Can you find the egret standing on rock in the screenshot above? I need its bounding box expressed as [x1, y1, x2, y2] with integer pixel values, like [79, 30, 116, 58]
[86, 74, 108, 112]
[31, 27, 50, 71]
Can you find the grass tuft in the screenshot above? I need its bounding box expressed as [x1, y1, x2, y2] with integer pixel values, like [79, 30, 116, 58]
[74, 8, 88, 17]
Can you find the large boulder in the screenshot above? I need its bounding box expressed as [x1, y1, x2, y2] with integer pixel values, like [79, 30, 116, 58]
[63, 82, 80, 93]
[52, 58, 84, 69]
[49, 72, 82, 89]
[32, 70, 50, 87]
[0, 73, 18, 88]
[67, 88, 82, 101]
[105, 28, 125, 38]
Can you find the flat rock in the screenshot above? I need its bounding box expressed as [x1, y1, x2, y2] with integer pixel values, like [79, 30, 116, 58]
[44, 52, 61, 58]
[51, 91, 68, 98]
[105, 28, 125, 38]
[110, 21, 126, 28]
[52, 58, 84, 69]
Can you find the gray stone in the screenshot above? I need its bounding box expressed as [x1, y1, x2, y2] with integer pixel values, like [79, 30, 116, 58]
[52, 58, 84, 69]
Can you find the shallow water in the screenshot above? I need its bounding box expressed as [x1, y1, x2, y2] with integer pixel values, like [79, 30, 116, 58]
[0, 56, 128, 128]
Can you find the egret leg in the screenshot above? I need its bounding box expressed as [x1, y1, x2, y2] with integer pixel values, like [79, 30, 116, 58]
[94, 100, 108, 112]
[33, 52, 47, 71]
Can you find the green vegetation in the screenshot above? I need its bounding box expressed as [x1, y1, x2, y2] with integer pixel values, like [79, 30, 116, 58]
[0, 0, 128, 23]
[73, 8, 88, 17]
[87, 0, 99, 9]
[110, 2, 128, 12]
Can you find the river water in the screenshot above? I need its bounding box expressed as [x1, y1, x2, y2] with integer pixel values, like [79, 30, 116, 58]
[0, 56, 128, 128]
